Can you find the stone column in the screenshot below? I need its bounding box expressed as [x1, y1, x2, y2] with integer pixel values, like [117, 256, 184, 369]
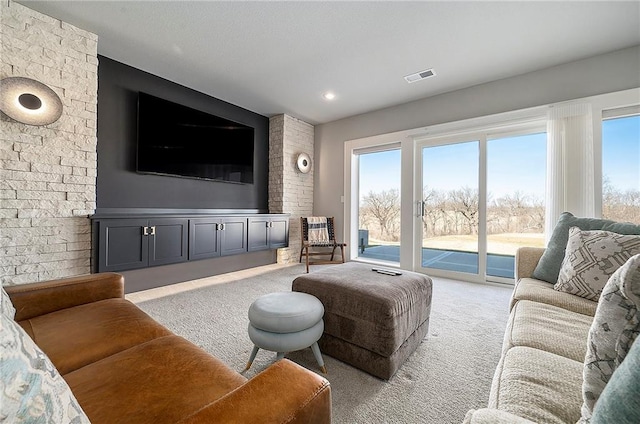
[268, 114, 314, 264]
[0, 1, 98, 284]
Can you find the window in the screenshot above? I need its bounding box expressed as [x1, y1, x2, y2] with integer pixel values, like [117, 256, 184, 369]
[602, 112, 640, 223]
[343, 88, 640, 284]
[487, 132, 546, 277]
[357, 148, 401, 264]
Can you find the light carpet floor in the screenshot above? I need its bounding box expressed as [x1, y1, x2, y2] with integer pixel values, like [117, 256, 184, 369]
[131, 263, 513, 424]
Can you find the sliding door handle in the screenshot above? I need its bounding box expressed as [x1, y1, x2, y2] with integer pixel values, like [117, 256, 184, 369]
[416, 201, 425, 217]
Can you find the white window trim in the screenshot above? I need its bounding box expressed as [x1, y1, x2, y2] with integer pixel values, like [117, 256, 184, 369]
[589, 89, 640, 217]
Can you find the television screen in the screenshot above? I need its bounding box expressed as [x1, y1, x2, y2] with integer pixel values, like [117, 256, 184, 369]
[136, 92, 254, 184]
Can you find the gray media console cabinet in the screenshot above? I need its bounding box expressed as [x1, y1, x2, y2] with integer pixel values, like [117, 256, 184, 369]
[91, 212, 289, 273]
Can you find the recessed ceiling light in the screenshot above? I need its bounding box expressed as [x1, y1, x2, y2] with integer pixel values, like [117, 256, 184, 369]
[322, 92, 336, 100]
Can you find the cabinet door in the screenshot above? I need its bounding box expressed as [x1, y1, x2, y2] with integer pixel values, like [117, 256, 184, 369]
[189, 218, 221, 260]
[220, 217, 248, 256]
[98, 219, 149, 272]
[248, 217, 270, 251]
[269, 217, 289, 248]
[148, 218, 188, 267]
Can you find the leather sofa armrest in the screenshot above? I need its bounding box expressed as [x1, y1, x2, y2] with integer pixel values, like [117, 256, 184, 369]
[463, 408, 536, 423]
[179, 359, 331, 424]
[5, 272, 124, 321]
[515, 247, 545, 280]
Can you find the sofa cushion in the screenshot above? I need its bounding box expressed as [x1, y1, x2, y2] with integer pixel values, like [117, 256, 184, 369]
[19, 298, 172, 374]
[64, 335, 247, 424]
[555, 228, 640, 301]
[463, 408, 537, 424]
[0, 312, 89, 423]
[591, 337, 640, 424]
[533, 212, 640, 284]
[1, 284, 16, 319]
[511, 278, 597, 316]
[493, 346, 583, 424]
[579, 254, 640, 422]
[504, 300, 592, 362]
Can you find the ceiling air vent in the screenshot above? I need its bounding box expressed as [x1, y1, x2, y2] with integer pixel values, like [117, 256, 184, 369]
[404, 68, 436, 83]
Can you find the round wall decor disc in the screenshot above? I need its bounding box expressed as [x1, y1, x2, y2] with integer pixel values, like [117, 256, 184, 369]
[0, 77, 63, 126]
[297, 152, 311, 173]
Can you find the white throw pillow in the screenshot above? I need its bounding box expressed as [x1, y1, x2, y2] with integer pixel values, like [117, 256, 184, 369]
[578, 254, 640, 423]
[1, 284, 16, 320]
[555, 227, 640, 301]
[0, 312, 90, 423]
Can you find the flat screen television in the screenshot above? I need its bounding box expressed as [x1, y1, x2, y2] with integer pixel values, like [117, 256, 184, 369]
[136, 92, 254, 184]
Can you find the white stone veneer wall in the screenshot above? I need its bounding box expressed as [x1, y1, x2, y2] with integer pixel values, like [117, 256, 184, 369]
[0, 1, 98, 284]
[268, 114, 314, 264]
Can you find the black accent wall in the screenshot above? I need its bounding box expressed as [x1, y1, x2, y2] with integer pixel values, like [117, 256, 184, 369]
[96, 56, 269, 210]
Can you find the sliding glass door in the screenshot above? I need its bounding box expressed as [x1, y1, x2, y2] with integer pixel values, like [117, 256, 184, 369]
[416, 127, 546, 282]
[420, 140, 480, 275]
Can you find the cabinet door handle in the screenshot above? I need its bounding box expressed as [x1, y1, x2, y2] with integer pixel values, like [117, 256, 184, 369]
[143, 226, 149, 236]
[150, 226, 156, 236]
[219, 223, 225, 231]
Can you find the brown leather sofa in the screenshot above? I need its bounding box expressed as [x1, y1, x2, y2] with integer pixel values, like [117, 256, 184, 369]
[5, 272, 331, 424]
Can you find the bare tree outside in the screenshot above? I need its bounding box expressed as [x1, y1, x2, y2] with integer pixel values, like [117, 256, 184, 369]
[360, 181, 639, 256]
[602, 176, 640, 223]
[359, 189, 400, 242]
[360, 184, 546, 255]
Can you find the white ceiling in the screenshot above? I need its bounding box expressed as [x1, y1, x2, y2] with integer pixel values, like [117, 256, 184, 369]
[18, 1, 640, 125]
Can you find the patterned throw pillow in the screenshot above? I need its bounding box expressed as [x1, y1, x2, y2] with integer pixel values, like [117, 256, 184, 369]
[0, 313, 90, 423]
[1, 284, 16, 320]
[554, 227, 640, 301]
[578, 254, 640, 424]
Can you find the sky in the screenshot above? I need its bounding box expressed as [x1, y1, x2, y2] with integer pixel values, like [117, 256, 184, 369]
[359, 115, 639, 200]
[603, 115, 640, 192]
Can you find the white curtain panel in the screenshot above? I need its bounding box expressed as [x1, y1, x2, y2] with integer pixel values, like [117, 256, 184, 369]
[545, 103, 595, 240]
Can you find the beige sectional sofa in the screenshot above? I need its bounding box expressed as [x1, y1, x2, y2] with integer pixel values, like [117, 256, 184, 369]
[464, 247, 598, 424]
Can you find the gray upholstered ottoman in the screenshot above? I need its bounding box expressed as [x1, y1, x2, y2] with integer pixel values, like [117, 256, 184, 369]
[292, 262, 432, 379]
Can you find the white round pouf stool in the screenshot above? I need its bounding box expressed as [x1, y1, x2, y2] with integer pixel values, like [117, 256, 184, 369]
[244, 291, 327, 373]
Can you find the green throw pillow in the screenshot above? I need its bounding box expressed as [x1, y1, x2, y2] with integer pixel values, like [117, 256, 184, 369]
[533, 212, 640, 284]
[591, 337, 640, 424]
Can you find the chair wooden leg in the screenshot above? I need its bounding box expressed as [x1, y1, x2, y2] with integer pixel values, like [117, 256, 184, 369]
[340, 245, 345, 263]
[299, 247, 304, 263]
[330, 246, 336, 261]
[305, 247, 310, 273]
